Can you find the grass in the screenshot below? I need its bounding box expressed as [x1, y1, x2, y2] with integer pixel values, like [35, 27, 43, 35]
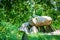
[20, 33, 60, 40]
[0, 21, 60, 40]
[28, 35, 60, 40]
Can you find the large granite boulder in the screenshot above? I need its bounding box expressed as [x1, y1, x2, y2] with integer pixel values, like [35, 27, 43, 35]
[29, 16, 52, 26]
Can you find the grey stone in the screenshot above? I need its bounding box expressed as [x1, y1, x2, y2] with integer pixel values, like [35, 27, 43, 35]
[19, 22, 30, 34]
[30, 26, 38, 34]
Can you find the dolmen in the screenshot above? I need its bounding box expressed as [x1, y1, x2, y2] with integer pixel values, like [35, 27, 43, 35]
[19, 16, 54, 34]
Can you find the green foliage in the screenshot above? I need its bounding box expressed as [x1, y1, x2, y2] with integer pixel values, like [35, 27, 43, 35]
[0, 0, 60, 40]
